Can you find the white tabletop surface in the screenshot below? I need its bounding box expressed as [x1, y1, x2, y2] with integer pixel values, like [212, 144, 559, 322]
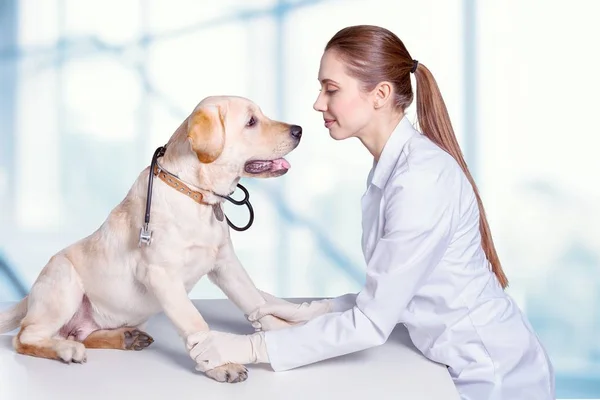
[0, 299, 460, 400]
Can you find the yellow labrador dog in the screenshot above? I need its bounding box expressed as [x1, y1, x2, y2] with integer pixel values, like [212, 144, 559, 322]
[0, 95, 300, 383]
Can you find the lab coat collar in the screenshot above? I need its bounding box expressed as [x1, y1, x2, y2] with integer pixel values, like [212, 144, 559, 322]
[370, 116, 417, 189]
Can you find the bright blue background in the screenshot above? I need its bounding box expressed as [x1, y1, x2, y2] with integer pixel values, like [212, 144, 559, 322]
[1, 1, 599, 398]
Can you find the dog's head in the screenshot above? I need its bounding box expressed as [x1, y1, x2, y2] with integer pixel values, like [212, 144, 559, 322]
[186, 96, 302, 180]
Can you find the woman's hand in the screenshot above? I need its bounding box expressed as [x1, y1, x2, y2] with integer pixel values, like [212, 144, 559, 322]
[247, 297, 332, 329]
[187, 330, 269, 372]
[246, 289, 303, 331]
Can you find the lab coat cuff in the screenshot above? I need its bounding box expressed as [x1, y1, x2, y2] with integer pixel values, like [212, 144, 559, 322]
[264, 330, 288, 372]
[329, 293, 358, 313]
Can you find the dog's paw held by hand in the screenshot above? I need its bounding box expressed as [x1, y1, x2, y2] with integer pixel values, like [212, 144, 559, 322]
[205, 363, 248, 383]
[256, 315, 296, 331]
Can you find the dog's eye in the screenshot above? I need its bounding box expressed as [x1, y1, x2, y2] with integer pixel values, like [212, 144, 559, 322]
[246, 116, 257, 127]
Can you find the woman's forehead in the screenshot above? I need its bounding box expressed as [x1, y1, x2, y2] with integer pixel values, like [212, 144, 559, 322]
[318, 51, 351, 83]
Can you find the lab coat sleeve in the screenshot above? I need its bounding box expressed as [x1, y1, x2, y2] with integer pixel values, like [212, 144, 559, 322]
[264, 171, 458, 371]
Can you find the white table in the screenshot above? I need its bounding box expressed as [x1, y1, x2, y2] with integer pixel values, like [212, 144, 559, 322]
[0, 299, 460, 400]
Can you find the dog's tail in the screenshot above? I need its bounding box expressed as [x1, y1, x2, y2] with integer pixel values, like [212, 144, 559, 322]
[0, 296, 27, 333]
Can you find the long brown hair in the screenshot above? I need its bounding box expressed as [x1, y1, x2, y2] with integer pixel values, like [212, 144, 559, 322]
[326, 25, 508, 288]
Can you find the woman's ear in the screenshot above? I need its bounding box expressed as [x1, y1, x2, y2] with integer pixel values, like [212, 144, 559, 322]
[187, 105, 226, 163]
[373, 81, 394, 108]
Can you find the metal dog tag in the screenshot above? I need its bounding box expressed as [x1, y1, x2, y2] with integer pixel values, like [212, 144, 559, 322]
[213, 203, 224, 222]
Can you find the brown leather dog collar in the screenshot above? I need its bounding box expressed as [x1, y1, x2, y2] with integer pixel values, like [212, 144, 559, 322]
[152, 164, 211, 206]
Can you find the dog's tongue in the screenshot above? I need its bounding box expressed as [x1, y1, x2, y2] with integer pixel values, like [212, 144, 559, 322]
[271, 158, 290, 171]
[245, 158, 291, 174]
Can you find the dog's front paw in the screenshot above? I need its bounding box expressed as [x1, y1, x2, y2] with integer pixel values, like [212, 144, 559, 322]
[205, 363, 248, 383]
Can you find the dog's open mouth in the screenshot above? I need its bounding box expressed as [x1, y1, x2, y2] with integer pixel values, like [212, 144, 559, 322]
[244, 158, 290, 174]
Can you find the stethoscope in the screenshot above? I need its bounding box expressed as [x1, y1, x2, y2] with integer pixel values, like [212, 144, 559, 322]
[139, 145, 254, 247]
[221, 184, 254, 232]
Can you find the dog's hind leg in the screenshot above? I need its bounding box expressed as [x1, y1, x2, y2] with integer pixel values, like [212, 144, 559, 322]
[82, 327, 154, 350]
[13, 254, 87, 363]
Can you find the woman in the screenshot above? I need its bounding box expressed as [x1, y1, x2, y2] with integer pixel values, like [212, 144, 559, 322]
[189, 25, 555, 399]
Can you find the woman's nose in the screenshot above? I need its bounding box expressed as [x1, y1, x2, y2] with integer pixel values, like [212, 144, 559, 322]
[313, 92, 326, 112]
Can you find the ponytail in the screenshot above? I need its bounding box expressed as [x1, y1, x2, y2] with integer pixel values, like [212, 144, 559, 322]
[413, 63, 509, 289]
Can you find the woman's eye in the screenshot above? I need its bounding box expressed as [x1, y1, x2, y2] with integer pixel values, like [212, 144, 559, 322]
[246, 116, 257, 127]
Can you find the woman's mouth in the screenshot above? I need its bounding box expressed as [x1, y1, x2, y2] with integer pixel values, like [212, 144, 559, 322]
[324, 119, 336, 128]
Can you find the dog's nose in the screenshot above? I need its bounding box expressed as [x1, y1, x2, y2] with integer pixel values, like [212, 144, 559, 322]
[290, 125, 302, 139]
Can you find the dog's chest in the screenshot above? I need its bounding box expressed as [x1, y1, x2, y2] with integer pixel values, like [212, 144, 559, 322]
[139, 211, 227, 293]
[178, 244, 219, 290]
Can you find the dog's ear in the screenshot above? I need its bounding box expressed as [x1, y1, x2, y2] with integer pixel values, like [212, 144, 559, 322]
[187, 105, 226, 163]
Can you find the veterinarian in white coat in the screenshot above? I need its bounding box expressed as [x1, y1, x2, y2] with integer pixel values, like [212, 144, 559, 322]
[189, 25, 555, 400]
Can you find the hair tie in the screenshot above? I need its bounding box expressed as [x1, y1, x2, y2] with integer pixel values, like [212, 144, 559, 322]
[410, 59, 418, 74]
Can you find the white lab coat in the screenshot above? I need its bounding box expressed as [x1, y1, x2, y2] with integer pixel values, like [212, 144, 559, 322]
[264, 117, 555, 400]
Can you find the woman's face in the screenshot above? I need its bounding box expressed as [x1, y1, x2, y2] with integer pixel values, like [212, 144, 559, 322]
[313, 50, 375, 141]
